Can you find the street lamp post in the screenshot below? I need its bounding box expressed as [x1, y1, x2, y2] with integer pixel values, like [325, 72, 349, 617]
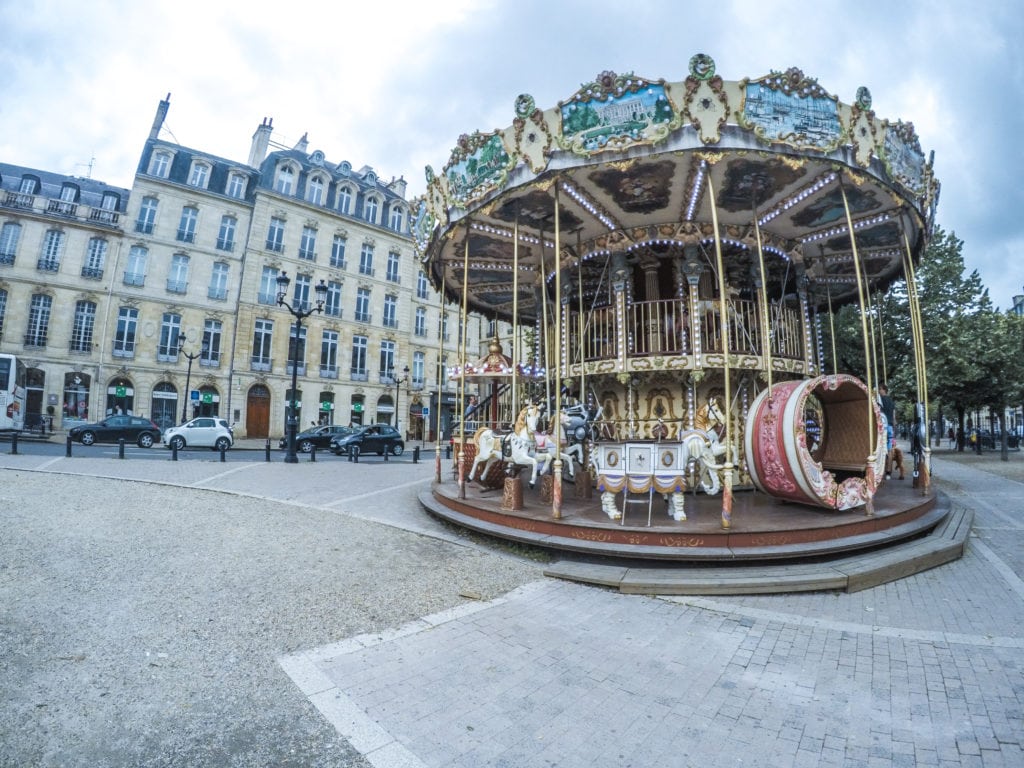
[388, 364, 409, 437]
[276, 272, 328, 464]
[178, 333, 208, 424]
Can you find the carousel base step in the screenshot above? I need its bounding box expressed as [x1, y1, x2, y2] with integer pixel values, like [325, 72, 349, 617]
[544, 502, 973, 595]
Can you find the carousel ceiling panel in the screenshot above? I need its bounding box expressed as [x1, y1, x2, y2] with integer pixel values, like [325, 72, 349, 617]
[490, 189, 585, 232]
[587, 160, 677, 215]
[789, 185, 883, 229]
[716, 157, 807, 213]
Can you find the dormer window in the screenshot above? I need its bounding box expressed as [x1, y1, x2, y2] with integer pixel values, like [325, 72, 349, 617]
[149, 151, 171, 178]
[275, 164, 295, 195]
[311, 150, 325, 165]
[188, 161, 210, 189]
[389, 205, 404, 232]
[59, 184, 79, 203]
[338, 161, 352, 175]
[365, 171, 377, 184]
[364, 196, 379, 225]
[19, 176, 40, 195]
[307, 176, 325, 205]
[226, 172, 247, 199]
[337, 186, 353, 215]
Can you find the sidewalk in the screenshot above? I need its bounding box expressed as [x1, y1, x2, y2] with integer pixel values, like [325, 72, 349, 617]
[1, 446, 1021, 767]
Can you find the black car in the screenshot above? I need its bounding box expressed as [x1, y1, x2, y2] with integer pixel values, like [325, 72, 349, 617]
[330, 424, 404, 456]
[279, 424, 353, 453]
[68, 415, 163, 448]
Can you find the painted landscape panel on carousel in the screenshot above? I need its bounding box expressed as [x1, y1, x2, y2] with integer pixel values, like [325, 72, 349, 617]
[742, 81, 841, 149]
[492, 190, 583, 231]
[445, 133, 512, 205]
[560, 83, 675, 152]
[588, 160, 676, 214]
[883, 123, 926, 193]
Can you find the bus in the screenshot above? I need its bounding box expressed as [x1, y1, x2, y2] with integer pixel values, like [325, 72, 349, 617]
[0, 353, 27, 432]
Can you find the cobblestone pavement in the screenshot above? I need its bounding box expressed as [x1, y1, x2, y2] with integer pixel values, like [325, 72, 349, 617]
[1, 447, 1022, 767]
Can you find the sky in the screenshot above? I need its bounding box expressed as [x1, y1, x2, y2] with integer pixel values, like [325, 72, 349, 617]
[2, 0, 1022, 308]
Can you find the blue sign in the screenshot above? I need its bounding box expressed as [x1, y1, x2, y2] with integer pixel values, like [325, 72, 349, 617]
[422, 407, 430, 416]
[190, 390, 200, 401]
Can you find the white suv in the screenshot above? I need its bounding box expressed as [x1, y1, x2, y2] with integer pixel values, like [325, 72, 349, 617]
[164, 417, 234, 452]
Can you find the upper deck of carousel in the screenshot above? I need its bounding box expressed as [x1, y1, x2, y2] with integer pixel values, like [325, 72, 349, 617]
[413, 54, 940, 322]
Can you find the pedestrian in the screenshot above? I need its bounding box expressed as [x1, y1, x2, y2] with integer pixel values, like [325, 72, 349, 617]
[878, 383, 896, 478]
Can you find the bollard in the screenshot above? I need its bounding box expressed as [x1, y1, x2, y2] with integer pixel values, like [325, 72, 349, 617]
[171, 443, 178, 461]
[11, 432, 18, 455]
[352, 445, 360, 463]
[347, 448, 353, 463]
[413, 446, 420, 464]
[118, 438, 125, 459]
[66, 435, 72, 457]
[310, 445, 316, 463]
[265, 439, 271, 462]
[384, 447, 389, 462]
[220, 445, 227, 462]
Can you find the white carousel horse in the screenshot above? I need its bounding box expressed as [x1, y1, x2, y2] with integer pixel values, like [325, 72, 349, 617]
[469, 403, 552, 488]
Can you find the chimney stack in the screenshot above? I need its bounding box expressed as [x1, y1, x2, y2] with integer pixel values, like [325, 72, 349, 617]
[248, 117, 274, 168]
[149, 93, 171, 141]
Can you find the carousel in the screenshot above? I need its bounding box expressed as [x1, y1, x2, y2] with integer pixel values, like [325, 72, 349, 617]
[414, 55, 942, 561]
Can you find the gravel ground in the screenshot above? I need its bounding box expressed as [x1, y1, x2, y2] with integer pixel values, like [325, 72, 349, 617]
[0, 470, 543, 767]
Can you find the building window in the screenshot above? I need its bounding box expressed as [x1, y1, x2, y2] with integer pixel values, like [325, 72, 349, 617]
[0, 222, 21, 265]
[386, 251, 400, 282]
[354, 287, 371, 323]
[337, 186, 352, 215]
[308, 177, 324, 205]
[378, 340, 395, 380]
[38, 230, 64, 272]
[135, 196, 158, 234]
[293, 273, 311, 312]
[82, 237, 107, 279]
[299, 226, 317, 261]
[227, 173, 246, 199]
[167, 253, 190, 294]
[325, 280, 343, 317]
[330, 235, 347, 268]
[249, 319, 272, 371]
[202, 319, 222, 366]
[320, 330, 339, 378]
[189, 162, 210, 188]
[177, 206, 198, 243]
[364, 197, 378, 224]
[440, 311, 449, 341]
[416, 270, 429, 299]
[350, 335, 368, 379]
[124, 246, 147, 286]
[113, 307, 138, 357]
[415, 307, 427, 337]
[359, 243, 374, 276]
[70, 301, 96, 353]
[157, 313, 182, 361]
[383, 295, 398, 328]
[209, 261, 229, 300]
[19, 176, 39, 195]
[412, 351, 425, 387]
[286, 323, 307, 375]
[25, 295, 51, 347]
[217, 215, 236, 251]
[258, 266, 279, 305]
[149, 151, 171, 178]
[389, 206, 404, 232]
[266, 216, 285, 252]
[275, 165, 295, 195]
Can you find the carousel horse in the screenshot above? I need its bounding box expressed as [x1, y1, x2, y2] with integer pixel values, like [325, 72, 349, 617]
[469, 403, 552, 488]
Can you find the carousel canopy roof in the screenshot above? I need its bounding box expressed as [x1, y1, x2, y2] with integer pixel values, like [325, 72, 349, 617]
[413, 55, 939, 321]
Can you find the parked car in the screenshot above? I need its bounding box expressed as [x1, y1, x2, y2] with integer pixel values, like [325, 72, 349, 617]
[163, 417, 234, 452]
[68, 415, 163, 448]
[330, 424, 404, 456]
[278, 424, 353, 453]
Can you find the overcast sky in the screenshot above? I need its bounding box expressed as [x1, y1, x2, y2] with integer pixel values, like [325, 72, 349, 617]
[2, 0, 1021, 308]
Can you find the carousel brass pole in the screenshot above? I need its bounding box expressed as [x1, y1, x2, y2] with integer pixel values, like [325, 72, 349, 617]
[876, 289, 890, 386]
[706, 171, 734, 529]
[839, 179, 876, 516]
[865, 287, 881, 395]
[826, 285, 838, 375]
[457, 232, 470, 500]
[577, 230, 586, 399]
[435, 268, 446, 483]
[512, 209, 520, 420]
[552, 182, 563, 519]
[752, 205, 774, 399]
[538, 233, 552, 412]
[902, 222, 931, 492]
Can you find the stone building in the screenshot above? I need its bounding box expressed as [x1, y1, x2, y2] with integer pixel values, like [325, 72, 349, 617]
[0, 96, 498, 441]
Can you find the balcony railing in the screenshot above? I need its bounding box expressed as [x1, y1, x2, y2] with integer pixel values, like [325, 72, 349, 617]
[208, 287, 228, 300]
[46, 199, 78, 217]
[89, 209, 119, 226]
[266, 240, 284, 252]
[37, 259, 60, 272]
[319, 365, 339, 379]
[3, 191, 34, 209]
[324, 305, 342, 318]
[330, 258, 347, 269]
[0, 252, 15, 266]
[200, 356, 221, 367]
[216, 238, 235, 252]
[112, 343, 135, 358]
[135, 221, 155, 234]
[68, 340, 93, 353]
[176, 229, 196, 243]
[354, 311, 371, 323]
[23, 334, 47, 348]
[350, 370, 368, 382]
[358, 265, 374, 277]
[250, 356, 272, 372]
[257, 292, 276, 305]
[298, 249, 316, 261]
[123, 272, 145, 286]
[81, 266, 104, 280]
[166, 280, 188, 294]
[286, 362, 307, 376]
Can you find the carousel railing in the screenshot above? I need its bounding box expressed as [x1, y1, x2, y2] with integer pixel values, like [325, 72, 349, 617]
[566, 299, 805, 364]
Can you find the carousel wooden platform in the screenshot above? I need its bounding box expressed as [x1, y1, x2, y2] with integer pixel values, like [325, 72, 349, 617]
[420, 473, 968, 593]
